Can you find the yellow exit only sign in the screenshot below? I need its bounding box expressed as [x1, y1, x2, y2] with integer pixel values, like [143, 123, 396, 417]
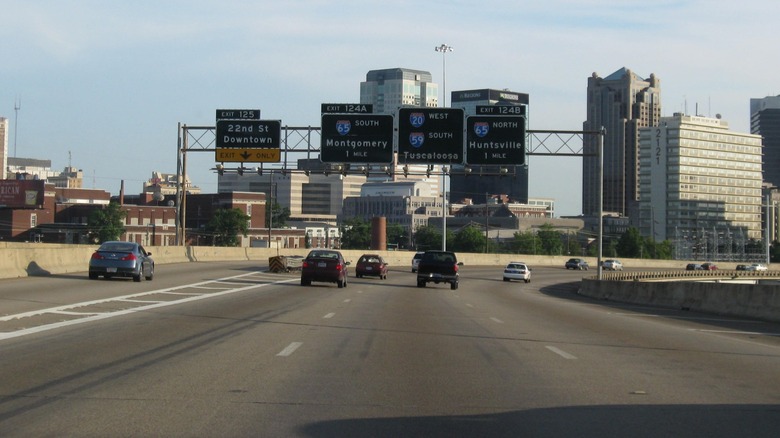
[215, 148, 281, 163]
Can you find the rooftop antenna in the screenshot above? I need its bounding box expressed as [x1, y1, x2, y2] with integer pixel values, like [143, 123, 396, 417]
[13, 96, 20, 158]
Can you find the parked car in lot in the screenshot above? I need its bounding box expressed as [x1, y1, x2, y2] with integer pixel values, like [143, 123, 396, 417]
[411, 251, 424, 273]
[503, 262, 531, 283]
[602, 259, 623, 271]
[686, 263, 703, 271]
[88, 241, 154, 282]
[301, 250, 350, 288]
[355, 254, 388, 279]
[746, 263, 768, 271]
[565, 258, 589, 270]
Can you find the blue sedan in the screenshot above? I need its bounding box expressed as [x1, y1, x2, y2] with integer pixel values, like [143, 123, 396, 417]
[88, 241, 154, 282]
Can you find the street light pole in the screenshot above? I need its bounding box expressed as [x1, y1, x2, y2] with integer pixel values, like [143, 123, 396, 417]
[435, 44, 453, 251]
[434, 44, 453, 107]
[442, 166, 448, 251]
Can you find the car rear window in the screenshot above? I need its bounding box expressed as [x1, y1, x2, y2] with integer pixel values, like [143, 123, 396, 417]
[100, 243, 135, 252]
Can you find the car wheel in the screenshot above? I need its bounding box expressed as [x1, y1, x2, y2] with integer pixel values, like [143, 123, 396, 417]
[89, 272, 98, 280]
[133, 270, 142, 282]
[503, 277, 509, 282]
[145, 265, 154, 281]
[338, 279, 345, 288]
[301, 278, 311, 286]
[417, 280, 425, 288]
[525, 279, 530, 283]
[450, 282, 458, 290]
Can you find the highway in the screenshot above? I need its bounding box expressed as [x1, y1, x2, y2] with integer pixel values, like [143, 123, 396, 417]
[1, 261, 779, 437]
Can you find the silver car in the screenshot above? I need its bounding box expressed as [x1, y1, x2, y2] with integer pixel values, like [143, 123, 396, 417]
[603, 259, 624, 271]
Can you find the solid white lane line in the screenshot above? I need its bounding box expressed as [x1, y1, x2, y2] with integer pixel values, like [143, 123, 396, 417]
[609, 312, 760, 323]
[546, 346, 577, 360]
[465, 303, 474, 308]
[323, 313, 335, 319]
[343, 299, 351, 303]
[490, 317, 504, 324]
[277, 342, 303, 357]
[691, 329, 779, 336]
[0, 274, 298, 341]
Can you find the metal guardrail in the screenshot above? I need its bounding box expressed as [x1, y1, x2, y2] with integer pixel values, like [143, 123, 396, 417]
[595, 270, 780, 282]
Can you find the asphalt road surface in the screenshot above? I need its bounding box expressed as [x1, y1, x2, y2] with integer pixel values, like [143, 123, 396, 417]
[0, 261, 778, 437]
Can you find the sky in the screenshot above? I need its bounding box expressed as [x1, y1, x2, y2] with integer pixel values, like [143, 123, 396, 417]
[2, 0, 779, 217]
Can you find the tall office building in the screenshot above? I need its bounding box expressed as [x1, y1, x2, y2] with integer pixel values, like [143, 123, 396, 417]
[359, 68, 441, 194]
[638, 114, 763, 248]
[449, 88, 530, 205]
[750, 95, 780, 187]
[360, 68, 438, 113]
[583, 68, 661, 218]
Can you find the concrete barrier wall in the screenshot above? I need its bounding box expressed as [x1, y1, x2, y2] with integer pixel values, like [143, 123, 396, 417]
[3, 243, 777, 322]
[580, 278, 780, 323]
[0, 243, 752, 279]
[0, 243, 574, 278]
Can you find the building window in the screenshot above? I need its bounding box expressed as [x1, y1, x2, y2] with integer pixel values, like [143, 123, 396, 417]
[31, 214, 37, 228]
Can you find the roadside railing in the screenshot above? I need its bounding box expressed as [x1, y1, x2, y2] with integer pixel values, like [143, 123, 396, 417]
[596, 270, 780, 282]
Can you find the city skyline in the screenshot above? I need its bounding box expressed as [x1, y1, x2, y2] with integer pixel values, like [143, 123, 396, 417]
[2, 1, 779, 217]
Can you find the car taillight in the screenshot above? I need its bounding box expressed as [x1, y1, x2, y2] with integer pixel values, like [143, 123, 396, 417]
[336, 264, 343, 271]
[91, 252, 104, 260]
[120, 253, 137, 261]
[302, 261, 309, 268]
[453, 264, 458, 272]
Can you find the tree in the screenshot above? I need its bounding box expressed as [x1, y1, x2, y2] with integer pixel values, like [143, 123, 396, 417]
[537, 223, 563, 255]
[617, 227, 644, 258]
[266, 201, 290, 228]
[413, 225, 442, 251]
[386, 222, 409, 250]
[205, 208, 250, 246]
[340, 217, 371, 249]
[511, 230, 540, 254]
[87, 202, 127, 243]
[771, 241, 780, 263]
[452, 225, 487, 253]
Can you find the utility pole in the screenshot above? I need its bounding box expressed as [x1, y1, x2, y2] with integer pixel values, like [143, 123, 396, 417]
[485, 193, 489, 253]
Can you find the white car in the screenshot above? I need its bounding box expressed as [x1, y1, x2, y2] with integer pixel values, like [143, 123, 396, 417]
[603, 259, 624, 271]
[411, 252, 425, 273]
[746, 263, 768, 271]
[503, 262, 531, 283]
